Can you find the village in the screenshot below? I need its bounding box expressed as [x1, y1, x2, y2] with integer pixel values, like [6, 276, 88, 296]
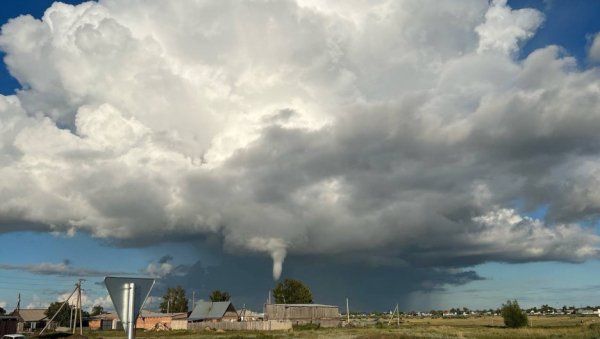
[2, 276, 600, 338]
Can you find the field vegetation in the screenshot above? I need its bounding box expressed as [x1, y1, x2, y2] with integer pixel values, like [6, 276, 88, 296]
[32, 315, 600, 338]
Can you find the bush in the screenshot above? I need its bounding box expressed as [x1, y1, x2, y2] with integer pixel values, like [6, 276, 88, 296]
[501, 300, 529, 328]
[293, 323, 321, 331]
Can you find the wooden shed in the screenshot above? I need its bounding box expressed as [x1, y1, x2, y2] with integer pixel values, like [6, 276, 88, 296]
[0, 316, 18, 336]
[264, 304, 340, 327]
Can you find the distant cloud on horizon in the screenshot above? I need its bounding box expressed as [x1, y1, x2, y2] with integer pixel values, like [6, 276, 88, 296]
[0, 260, 130, 277]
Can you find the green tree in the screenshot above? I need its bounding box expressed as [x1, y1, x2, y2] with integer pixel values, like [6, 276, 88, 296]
[90, 305, 105, 316]
[272, 278, 313, 304]
[501, 300, 528, 328]
[45, 302, 72, 327]
[209, 290, 231, 302]
[160, 286, 188, 313]
[0, 306, 5, 315]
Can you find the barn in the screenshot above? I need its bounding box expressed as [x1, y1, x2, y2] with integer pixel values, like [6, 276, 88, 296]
[264, 304, 340, 327]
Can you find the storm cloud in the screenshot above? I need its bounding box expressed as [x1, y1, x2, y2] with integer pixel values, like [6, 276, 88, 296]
[1, 0, 600, 286]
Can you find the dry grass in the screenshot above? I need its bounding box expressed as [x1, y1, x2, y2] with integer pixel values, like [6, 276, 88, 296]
[50, 316, 600, 339]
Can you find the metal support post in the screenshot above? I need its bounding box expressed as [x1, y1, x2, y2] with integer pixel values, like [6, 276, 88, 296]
[128, 282, 135, 339]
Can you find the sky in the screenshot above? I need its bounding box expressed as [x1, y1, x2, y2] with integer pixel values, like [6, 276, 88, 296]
[1, 0, 600, 313]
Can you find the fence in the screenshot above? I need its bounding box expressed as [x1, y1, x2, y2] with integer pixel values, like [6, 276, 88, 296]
[264, 304, 341, 327]
[188, 320, 292, 331]
[171, 319, 188, 330]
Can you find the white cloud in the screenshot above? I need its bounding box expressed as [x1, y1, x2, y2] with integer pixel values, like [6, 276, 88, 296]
[25, 295, 49, 309]
[145, 255, 176, 278]
[58, 290, 112, 311]
[475, 0, 544, 55]
[589, 32, 600, 62]
[90, 294, 113, 311]
[0, 0, 599, 277]
[473, 209, 599, 261]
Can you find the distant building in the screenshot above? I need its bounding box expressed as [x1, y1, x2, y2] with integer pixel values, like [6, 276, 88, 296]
[576, 309, 598, 316]
[239, 309, 264, 321]
[11, 309, 48, 332]
[88, 310, 188, 331]
[264, 304, 340, 328]
[88, 313, 119, 331]
[188, 301, 238, 323]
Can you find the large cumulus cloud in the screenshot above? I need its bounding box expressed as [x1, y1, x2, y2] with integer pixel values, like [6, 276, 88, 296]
[1, 0, 600, 285]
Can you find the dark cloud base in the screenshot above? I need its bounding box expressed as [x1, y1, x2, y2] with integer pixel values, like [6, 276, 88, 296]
[157, 253, 484, 311]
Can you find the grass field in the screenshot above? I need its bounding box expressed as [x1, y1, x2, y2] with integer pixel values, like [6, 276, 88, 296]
[36, 316, 600, 338]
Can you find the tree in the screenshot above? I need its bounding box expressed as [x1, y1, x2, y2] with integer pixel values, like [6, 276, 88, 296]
[45, 302, 72, 327]
[0, 307, 5, 316]
[501, 300, 528, 328]
[272, 278, 313, 304]
[91, 305, 105, 316]
[209, 290, 231, 302]
[160, 286, 188, 313]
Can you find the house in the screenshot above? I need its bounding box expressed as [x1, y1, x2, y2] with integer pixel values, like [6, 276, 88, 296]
[264, 304, 340, 328]
[89, 310, 188, 331]
[12, 309, 48, 332]
[188, 301, 238, 323]
[88, 312, 120, 331]
[0, 316, 19, 336]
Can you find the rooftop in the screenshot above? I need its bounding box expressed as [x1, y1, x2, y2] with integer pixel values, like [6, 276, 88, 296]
[189, 301, 236, 321]
[14, 308, 48, 322]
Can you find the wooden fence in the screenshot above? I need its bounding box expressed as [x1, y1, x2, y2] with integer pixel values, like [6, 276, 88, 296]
[187, 320, 292, 331]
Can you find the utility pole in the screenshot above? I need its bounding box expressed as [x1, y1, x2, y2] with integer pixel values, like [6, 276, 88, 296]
[78, 279, 83, 336]
[346, 298, 350, 324]
[72, 279, 83, 335]
[40, 282, 79, 334]
[69, 302, 74, 330]
[388, 304, 400, 326]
